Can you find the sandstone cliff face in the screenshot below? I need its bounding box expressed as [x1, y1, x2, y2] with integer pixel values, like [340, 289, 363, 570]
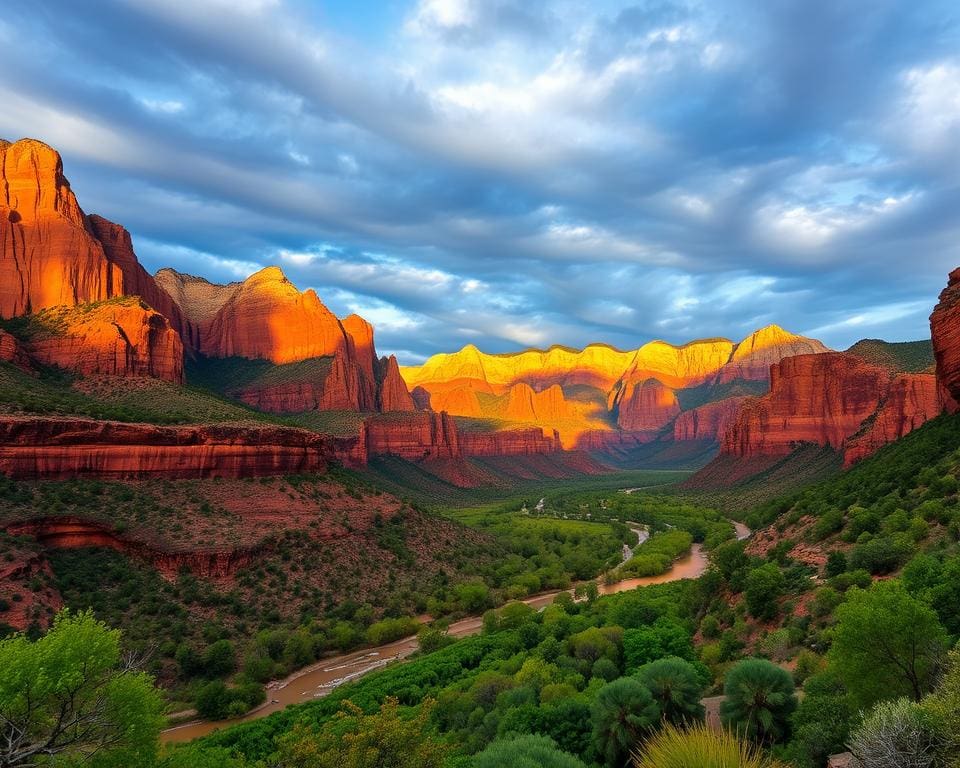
[85, 215, 192, 343]
[25, 298, 184, 383]
[0, 416, 358, 479]
[376, 355, 416, 412]
[0, 139, 123, 318]
[201, 267, 349, 364]
[364, 412, 460, 460]
[573, 429, 658, 451]
[459, 427, 563, 456]
[343, 314, 376, 383]
[503, 383, 577, 422]
[673, 397, 748, 441]
[931, 268, 960, 414]
[720, 353, 940, 463]
[615, 379, 681, 431]
[718, 325, 829, 383]
[429, 386, 482, 417]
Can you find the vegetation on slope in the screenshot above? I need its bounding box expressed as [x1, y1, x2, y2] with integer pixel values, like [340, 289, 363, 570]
[845, 338, 935, 373]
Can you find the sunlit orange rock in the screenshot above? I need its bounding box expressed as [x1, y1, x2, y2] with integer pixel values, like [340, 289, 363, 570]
[718, 325, 828, 383]
[503, 383, 577, 422]
[85, 215, 193, 343]
[673, 397, 749, 441]
[429, 386, 482, 417]
[0, 139, 122, 318]
[201, 267, 348, 364]
[343, 314, 376, 383]
[614, 379, 681, 431]
[843, 373, 941, 465]
[0, 415, 362, 479]
[376, 355, 416, 412]
[931, 268, 960, 414]
[25, 298, 183, 383]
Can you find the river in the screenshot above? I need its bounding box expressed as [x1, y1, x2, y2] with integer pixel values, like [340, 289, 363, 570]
[162, 518, 751, 743]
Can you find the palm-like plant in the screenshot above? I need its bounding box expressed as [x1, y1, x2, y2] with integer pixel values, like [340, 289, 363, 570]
[720, 658, 797, 744]
[635, 656, 705, 725]
[591, 677, 659, 767]
[633, 722, 789, 768]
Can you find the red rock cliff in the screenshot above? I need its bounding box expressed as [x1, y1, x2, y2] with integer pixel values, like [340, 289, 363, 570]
[376, 355, 416, 412]
[615, 379, 681, 431]
[503, 383, 577, 422]
[673, 397, 748, 441]
[931, 268, 960, 413]
[459, 427, 563, 456]
[364, 412, 460, 460]
[721, 352, 939, 463]
[0, 415, 364, 479]
[843, 373, 941, 465]
[24, 298, 184, 383]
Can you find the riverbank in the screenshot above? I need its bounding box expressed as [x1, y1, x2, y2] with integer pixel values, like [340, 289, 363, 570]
[162, 522, 743, 743]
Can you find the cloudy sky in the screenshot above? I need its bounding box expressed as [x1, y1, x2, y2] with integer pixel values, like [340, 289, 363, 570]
[2, 0, 958, 362]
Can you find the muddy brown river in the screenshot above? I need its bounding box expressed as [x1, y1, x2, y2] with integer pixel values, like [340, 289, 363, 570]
[163, 519, 751, 743]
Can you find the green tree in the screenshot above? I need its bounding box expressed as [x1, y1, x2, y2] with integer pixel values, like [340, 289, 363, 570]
[720, 658, 796, 745]
[782, 671, 855, 768]
[591, 677, 658, 767]
[472, 734, 588, 768]
[273, 697, 447, 768]
[828, 581, 946, 707]
[0, 610, 163, 768]
[635, 657, 705, 725]
[744, 563, 785, 621]
[202, 639, 237, 677]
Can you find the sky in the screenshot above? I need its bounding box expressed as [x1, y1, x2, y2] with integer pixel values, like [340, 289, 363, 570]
[1, 0, 958, 363]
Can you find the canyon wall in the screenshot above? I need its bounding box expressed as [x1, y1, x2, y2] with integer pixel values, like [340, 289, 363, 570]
[459, 427, 563, 456]
[931, 267, 960, 413]
[0, 416, 357, 479]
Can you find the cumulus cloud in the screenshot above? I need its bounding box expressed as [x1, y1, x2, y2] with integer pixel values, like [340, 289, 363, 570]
[0, 0, 957, 359]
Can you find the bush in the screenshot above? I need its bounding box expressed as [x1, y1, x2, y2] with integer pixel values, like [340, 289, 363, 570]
[472, 734, 587, 768]
[848, 535, 912, 574]
[848, 698, 944, 768]
[744, 563, 785, 621]
[634, 722, 789, 768]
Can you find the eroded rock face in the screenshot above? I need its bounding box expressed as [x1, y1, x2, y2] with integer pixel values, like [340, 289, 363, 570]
[0, 330, 31, 370]
[429, 386, 482, 417]
[843, 374, 941, 465]
[26, 299, 184, 383]
[459, 427, 563, 456]
[673, 397, 748, 441]
[0, 139, 123, 318]
[201, 267, 348, 364]
[0, 415, 361, 479]
[364, 411, 460, 460]
[615, 379, 681, 431]
[503, 383, 577, 422]
[720, 353, 941, 463]
[376, 355, 416, 412]
[931, 268, 960, 413]
[718, 325, 828, 383]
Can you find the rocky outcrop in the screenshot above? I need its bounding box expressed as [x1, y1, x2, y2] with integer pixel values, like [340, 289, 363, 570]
[0, 139, 122, 318]
[0, 330, 31, 370]
[200, 267, 350, 364]
[843, 374, 941, 465]
[25, 298, 184, 383]
[503, 383, 577, 422]
[459, 427, 563, 456]
[672, 397, 748, 441]
[614, 379, 681, 431]
[931, 268, 960, 413]
[376, 355, 416, 412]
[718, 325, 828, 383]
[720, 353, 940, 463]
[343, 314, 376, 383]
[5, 517, 260, 579]
[85, 215, 193, 344]
[0, 416, 363, 479]
[429, 386, 482, 417]
[573, 429, 658, 451]
[364, 412, 460, 460]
